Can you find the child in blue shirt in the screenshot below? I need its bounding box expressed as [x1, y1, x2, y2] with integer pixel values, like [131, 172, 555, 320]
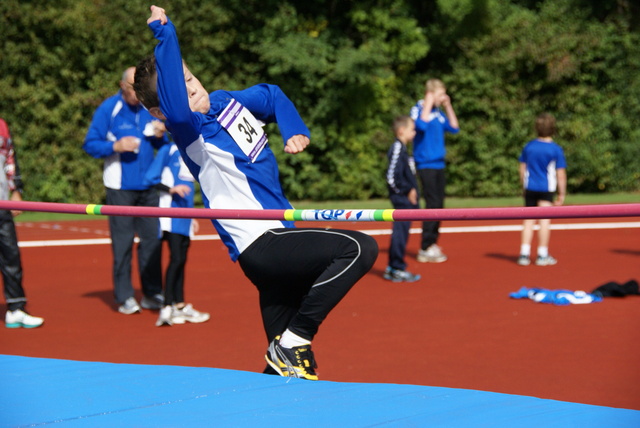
[144, 142, 209, 326]
[410, 79, 459, 264]
[518, 113, 567, 266]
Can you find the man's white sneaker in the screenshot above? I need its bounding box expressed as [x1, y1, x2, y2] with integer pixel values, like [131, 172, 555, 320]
[417, 244, 448, 263]
[155, 305, 173, 327]
[118, 297, 141, 315]
[5, 309, 44, 328]
[171, 303, 210, 324]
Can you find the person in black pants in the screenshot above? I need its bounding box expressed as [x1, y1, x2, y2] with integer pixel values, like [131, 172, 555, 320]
[409, 78, 460, 263]
[0, 117, 44, 328]
[83, 66, 168, 314]
[383, 116, 421, 283]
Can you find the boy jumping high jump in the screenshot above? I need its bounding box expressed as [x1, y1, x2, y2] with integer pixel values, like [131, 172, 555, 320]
[134, 5, 378, 380]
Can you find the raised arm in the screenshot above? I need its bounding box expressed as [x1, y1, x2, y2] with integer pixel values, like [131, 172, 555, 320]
[147, 6, 201, 144]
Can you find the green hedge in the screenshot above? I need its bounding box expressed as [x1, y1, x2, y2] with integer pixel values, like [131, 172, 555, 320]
[0, 0, 638, 204]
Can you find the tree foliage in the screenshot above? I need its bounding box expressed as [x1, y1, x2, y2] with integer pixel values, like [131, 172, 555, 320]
[0, 0, 637, 203]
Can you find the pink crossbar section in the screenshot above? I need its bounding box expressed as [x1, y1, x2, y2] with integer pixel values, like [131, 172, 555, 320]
[0, 200, 638, 221]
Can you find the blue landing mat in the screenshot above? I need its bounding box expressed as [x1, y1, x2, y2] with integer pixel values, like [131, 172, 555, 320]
[2, 354, 639, 427]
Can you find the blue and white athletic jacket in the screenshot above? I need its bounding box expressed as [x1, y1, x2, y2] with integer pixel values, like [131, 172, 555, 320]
[410, 100, 459, 170]
[144, 142, 195, 238]
[150, 17, 310, 261]
[83, 92, 168, 190]
[386, 140, 417, 198]
[519, 139, 567, 192]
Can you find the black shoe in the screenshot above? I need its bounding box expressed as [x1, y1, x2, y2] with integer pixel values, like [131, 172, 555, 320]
[265, 336, 318, 380]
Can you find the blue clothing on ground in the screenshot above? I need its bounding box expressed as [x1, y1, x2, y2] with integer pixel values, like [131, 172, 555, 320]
[510, 286, 602, 305]
[150, 18, 310, 261]
[519, 139, 567, 192]
[144, 142, 195, 238]
[84, 92, 168, 190]
[410, 100, 459, 170]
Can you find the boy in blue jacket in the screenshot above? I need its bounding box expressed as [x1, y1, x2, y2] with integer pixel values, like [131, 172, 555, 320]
[144, 142, 210, 326]
[409, 79, 459, 264]
[383, 116, 421, 282]
[133, 6, 378, 380]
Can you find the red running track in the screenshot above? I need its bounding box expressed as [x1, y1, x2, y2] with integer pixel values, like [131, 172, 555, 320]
[1, 217, 639, 410]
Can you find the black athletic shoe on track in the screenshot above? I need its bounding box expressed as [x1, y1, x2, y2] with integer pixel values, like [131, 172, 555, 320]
[265, 336, 319, 381]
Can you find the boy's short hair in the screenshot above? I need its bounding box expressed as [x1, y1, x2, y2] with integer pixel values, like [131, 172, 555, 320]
[426, 78, 445, 92]
[393, 115, 413, 135]
[535, 113, 556, 138]
[133, 56, 159, 109]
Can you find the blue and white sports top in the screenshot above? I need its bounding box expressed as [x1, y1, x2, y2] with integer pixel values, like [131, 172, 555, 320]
[519, 139, 567, 192]
[84, 92, 168, 190]
[144, 142, 195, 238]
[150, 17, 310, 261]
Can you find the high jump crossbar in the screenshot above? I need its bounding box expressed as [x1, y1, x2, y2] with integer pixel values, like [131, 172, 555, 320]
[0, 201, 639, 222]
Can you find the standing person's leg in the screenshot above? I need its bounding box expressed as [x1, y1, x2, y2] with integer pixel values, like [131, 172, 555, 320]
[385, 196, 420, 282]
[0, 211, 44, 328]
[417, 169, 437, 250]
[388, 196, 412, 271]
[0, 211, 25, 311]
[388, 221, 410, 271]
[518, 190, 538, 266]
[106, 189, 137, 307]
[535, 199, 556, 265]
[165, 232, 189, 304]
[135, 189, 163, 306]
[417, 169, 446, 262]
[432, 168, 446, 241]
[162, 231, 208, 325]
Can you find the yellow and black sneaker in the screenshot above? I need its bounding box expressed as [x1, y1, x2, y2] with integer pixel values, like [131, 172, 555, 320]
[265, 336, 319, 381]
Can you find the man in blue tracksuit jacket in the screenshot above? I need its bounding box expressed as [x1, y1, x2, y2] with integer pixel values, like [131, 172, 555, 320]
[83, 66, 169, 315]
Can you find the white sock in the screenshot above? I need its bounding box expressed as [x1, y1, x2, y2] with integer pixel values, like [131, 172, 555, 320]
[520, 244, 531, 256]
[538, 246, 549, 258]
[279, 329, 311, 349]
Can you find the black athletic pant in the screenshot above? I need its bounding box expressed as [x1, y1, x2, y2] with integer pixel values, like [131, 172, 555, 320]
[0, 210, 26, 311]
[238, 228, 378, 343]
[417, 168, 446, 250]
[106, 188, 162, 304]
[388, 194, 418, 271]
[162, 231, 190, 305]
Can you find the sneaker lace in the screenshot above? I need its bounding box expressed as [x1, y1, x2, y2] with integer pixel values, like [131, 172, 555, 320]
[294, 347, 317, 373]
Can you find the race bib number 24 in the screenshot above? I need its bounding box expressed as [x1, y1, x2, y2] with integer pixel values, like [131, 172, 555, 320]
[217, 99, 268, 163]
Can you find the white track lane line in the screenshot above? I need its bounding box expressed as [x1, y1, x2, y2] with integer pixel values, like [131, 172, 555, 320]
[17, 222, 640, 248]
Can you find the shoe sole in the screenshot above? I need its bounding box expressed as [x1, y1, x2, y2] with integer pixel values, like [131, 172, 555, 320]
[417, 257, 447, 263]
[171, 314, 210, 324]
[384, 277, 421, 283]
[5, 323, 43, 328]
[118, 308, 141, 315]
[265, 345, 287, 377]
